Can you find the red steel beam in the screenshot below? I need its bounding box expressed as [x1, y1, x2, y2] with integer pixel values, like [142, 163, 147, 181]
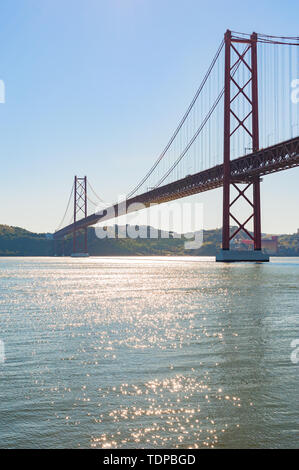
[54, 136, 299, 240]
[251, 32, 262, 251]
[222, 29, 231, 250]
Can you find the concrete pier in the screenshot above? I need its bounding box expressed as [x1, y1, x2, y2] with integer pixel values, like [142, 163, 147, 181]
[71, 253, 90, 258]
[216, 250, 269, 262]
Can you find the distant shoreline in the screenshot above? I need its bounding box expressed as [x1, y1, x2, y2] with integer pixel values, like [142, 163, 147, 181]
[1, 224, 299, 257]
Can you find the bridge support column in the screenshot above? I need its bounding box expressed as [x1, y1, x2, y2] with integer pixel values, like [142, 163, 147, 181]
[72, 175, 89, 257]
[253, 177, 261, 251]
[251, 32, 262, 252]
[217, 29, 269, 262]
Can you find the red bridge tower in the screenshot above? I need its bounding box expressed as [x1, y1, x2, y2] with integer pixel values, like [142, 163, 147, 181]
[72, 176, 89, 257]
[217, 30, 269, 262]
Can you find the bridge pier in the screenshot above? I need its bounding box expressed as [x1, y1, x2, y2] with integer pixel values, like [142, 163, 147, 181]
[216, 250, 269, 262]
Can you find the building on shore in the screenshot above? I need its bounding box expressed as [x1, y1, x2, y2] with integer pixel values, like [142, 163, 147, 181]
[232, 236, 278, 254]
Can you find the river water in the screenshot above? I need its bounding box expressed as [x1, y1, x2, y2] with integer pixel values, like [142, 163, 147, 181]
[0, 256, 298, 448]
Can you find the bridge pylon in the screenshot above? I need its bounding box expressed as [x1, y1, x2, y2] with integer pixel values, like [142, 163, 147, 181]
[72, 175, 89, 257]
[217, 29, 269, 262]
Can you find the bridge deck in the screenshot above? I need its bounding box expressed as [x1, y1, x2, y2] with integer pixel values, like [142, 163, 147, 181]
[54, 136, 299, 239]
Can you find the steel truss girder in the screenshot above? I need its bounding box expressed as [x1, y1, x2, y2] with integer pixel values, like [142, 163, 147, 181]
[53, 136, 299, 240]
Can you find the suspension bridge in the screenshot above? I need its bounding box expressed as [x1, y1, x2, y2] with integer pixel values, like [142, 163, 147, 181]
[54, 30, 299, 261]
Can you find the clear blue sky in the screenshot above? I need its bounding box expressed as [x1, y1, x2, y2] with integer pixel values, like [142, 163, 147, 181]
[0, 0, 299, 234]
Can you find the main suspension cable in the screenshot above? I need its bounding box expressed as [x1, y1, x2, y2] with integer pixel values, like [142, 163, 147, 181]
[87, 181, 107, 204]
[231, 30, 299, 46]
[126, 39, 225, 198]
[56, 183, 74, 231]
[153, 55, 243, 187]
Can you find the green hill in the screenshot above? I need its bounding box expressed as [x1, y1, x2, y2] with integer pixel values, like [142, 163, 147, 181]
[0, 224, 298, 256]
[0, 225, 52, 256]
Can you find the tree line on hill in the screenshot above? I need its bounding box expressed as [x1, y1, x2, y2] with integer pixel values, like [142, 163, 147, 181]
[0, 224, 298, 256]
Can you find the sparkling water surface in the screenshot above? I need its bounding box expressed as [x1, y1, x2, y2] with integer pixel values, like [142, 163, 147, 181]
[0, 256, 298, 448]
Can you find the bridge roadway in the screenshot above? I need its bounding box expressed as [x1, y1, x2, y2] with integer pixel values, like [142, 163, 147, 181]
[54, 136, 299, 239]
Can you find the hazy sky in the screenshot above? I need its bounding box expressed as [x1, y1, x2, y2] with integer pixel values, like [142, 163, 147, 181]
[0, 0, 299, 234]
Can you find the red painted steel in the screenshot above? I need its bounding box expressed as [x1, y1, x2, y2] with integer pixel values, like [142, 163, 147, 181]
[73, 175, 77, 253]
[54, 31, 299, 245]
[84, 176, 87, 253]
[222, 30, 262, 251]
[53, 136, 299, 241]
[73, 176, 88, 253]
[251, 32, 262, 250]
[222, 29, 231, 250]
